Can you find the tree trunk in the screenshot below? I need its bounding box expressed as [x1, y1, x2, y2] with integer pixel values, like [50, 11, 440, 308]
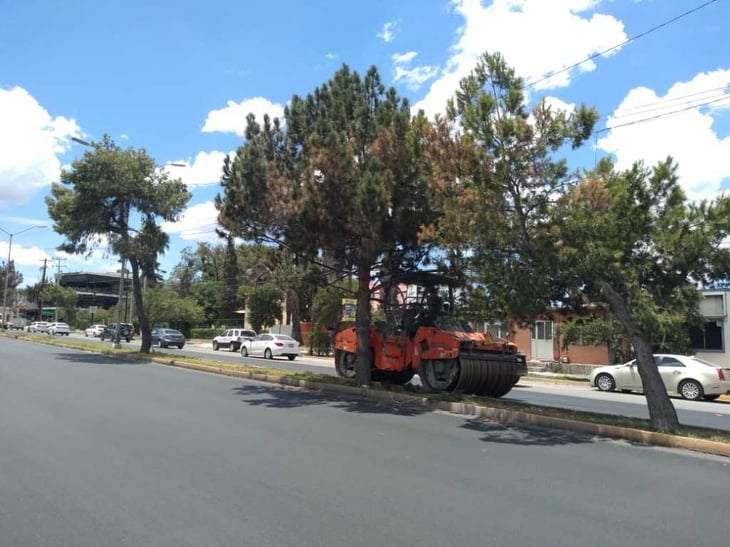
[287, 288, 301, 342]
[632, 335, 680, 433]
[355, 258, 372, 387]
[130, 259, 152, 353]
[597, 280, 680, 433]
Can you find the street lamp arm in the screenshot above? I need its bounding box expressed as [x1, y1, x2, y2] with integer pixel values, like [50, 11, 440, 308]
[71, 136, 93, 147]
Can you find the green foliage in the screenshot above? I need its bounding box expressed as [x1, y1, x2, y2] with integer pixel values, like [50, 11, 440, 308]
[190, 327, 220, 339]
[46, 135, 191, 352]
[310, 285, 347, 330]
[247, 283, 283, 332]
[550, 158, 730, 432]
[217, 64, 438, 383]
[556, 315, 632, 364]
[432, 52, 599, 322]
[189, 280, 223, 323]
[553, 159, 726, 345]
[42, 284, 78, 323]
[306, 284, 346, 355]
[0, 262, 23, 308]
[308, 330, 333, 356]
[145, 285, 204, 326]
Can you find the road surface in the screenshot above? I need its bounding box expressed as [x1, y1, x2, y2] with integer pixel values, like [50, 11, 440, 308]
[26, 332, 730, 431]
[1, 337, 728, 547]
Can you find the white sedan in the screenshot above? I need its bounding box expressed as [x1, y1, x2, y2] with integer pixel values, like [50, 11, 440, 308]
[48, 322, 70, 336]
[240, 333, 300, 360]
[591, 354, 730, 401]
[85, 324, 107, 337]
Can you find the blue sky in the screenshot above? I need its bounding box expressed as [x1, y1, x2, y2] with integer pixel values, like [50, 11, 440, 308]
[1, 0, 729, 287]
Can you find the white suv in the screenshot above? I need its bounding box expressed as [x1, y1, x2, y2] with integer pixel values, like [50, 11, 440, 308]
[212, 329, 256, 352]
[48, 322, 71, 336]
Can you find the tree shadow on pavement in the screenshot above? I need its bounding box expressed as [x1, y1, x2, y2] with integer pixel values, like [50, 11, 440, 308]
[233, 384, 429, 416]
[460, 418, 596, 447]
[52, 352, 142, 365]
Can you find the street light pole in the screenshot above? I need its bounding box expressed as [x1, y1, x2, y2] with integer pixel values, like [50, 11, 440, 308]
[1, 225, 46, 327]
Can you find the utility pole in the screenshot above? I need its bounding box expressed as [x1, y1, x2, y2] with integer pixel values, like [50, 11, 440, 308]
[51, 256, 67, 283]
[51, 257, 67, 321]
[38, 258, 47, 321]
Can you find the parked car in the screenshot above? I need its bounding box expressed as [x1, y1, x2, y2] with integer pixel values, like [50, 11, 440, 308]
[591, 354, 730, 401]
[48, 322, 70, 336]
[100, 323, 134, 343]
[2, 316, 27, 330]
[240, 333, 300, 360]
[85, 324, 107, 337]
[212, 328, 256, 352]
[151, 328, 186, 349]
[28, 321, 50, 333]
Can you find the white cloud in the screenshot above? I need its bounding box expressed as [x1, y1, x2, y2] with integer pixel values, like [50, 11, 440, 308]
[325, 52, 338, 60]
[543, 96, 576, 114]
[162, 150, 232, 188]
[0, 241, 50, 268]
[413, 0, 627, 118]
[392, 51, 439, 90]
[597, 70, 730, 202]
[202, 97, 285, 137]
[377, 21, 399, 43]
[163, 201, 222, 243]
[394, 65, 440, 90]
[0, 87, 80, 204]
[392, 51, 418, 64]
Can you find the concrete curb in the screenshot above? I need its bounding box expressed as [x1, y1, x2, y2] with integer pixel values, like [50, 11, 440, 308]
[149, 355, 730, 458]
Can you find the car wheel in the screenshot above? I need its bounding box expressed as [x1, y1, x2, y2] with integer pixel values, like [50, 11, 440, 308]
[595, 373, 616, 392]
[288, 355, 296, 361]
[264, 348, 273, 359]
[231, 343, 239, 352]
[178, 345, 184, 349]
[213, 341, 219, 351]
[679, 380, 704, 401]
[240, 346, 248, 357]
[157, 339, 164, 348]
[703, 394, 720, 401]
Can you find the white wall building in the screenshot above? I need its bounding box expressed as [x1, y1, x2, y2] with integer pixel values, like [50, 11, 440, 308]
[693, 290, 729, 367]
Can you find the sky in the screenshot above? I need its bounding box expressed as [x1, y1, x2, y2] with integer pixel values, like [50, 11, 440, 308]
[1, 0, 729, 288]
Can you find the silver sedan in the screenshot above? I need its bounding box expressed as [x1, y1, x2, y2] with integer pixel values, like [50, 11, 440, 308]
[591, 354, 730, 401]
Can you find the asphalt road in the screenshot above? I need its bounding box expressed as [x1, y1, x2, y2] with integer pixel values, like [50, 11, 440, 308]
[1, 337, 729, 547]
[14, 332, 730, 431]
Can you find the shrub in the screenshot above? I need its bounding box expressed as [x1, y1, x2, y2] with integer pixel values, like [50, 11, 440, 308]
[308, 330, 332, 356]
[190, 327, 220, 339]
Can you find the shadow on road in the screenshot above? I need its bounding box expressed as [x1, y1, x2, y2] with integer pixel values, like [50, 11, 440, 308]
[53, 351, 141, 365]
[233, 384, 429, 416]
[459, 418, 594, 447]
[233, 383, 605, 447]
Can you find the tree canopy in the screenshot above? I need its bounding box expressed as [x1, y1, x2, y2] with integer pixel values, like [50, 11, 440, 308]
[551, 158, 730, 431]
[46, 135, 190, 352]
[217, 64, 438, 384]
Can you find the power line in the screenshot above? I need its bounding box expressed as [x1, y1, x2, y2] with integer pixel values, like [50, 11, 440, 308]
[527, 0, 720, 88]
[611, 85, 730, 117]
[596, 93, 730, 133]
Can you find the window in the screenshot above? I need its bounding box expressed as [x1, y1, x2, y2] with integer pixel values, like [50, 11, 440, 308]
[690, 321, 723, 351]
[656, 357, 684, 367]
[531, 321, 553, 340]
